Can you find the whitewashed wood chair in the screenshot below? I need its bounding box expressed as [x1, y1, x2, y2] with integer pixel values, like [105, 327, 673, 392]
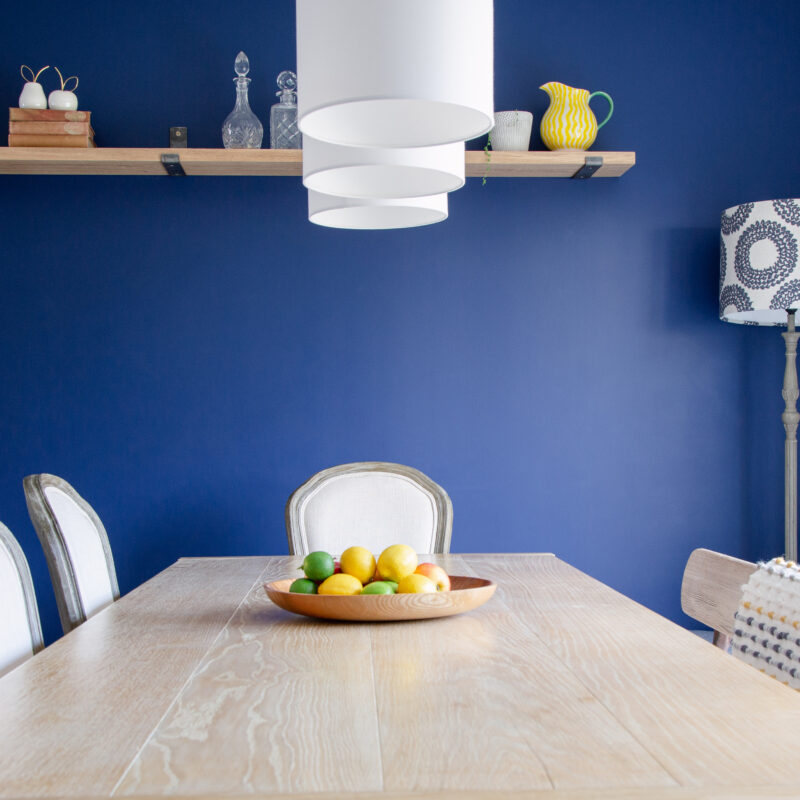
[681, 547, 756, 651]
[285, 462, 453, 556]
[0, 522, 44, 677]
[24, 474, 120, 634]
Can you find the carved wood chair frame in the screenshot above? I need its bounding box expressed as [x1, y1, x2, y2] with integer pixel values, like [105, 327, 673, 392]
[23, 473, 120, 634]
[0, 521, 44, 668]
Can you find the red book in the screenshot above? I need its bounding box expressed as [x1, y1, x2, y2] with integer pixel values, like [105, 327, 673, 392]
[8, 133, 95, 147]
[9, 121, 93, 135]
[8, 108, 91, 122]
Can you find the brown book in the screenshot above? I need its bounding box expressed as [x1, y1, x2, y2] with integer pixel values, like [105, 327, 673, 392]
[9, 107, 91, 122]
[8, 133, 95, 147]
[9, 121, 93, 135]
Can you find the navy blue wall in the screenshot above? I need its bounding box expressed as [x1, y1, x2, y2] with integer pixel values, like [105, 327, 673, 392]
[2, 1, 799, 642]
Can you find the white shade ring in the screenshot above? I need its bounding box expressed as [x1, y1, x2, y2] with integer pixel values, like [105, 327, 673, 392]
[296, 0, 494, 148]
[308, 191, 448, 230]
[720, 199, 800, 325]
[299, 99, 493, 149]
[303, 138, 464, 199]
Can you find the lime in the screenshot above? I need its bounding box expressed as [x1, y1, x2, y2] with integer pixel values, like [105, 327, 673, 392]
[360, 581, 395, 595]
[318, 573, 363, 595]
[301, 551, 335, 581]
[289, 578, 318, 594]
[340, 546, 377, 583]
[383, 580, 398, 592]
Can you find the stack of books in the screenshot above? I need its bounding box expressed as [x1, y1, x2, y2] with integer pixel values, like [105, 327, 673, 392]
[8, 108, 95, 147]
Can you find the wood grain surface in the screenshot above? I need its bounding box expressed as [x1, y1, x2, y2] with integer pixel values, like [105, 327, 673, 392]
[0, 148, 635, 177]
[1, 554, 799, 799]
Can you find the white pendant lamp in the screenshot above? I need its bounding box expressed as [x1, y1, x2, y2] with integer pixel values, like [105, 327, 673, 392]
[296, 0, 494, 148]
[303, 137, 465, 199]
[308, 191, 448, 230]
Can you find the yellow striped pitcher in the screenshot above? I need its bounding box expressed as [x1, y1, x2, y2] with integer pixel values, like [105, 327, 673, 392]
[539, 82, 613, 151]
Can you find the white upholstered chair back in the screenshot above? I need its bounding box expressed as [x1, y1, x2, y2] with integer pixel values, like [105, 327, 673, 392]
[0, 522, 43, 677]
[285, 462, 452, 556]
[24, 474, 119, 633]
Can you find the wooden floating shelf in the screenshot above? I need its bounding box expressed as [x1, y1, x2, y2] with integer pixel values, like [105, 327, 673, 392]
[0, 147, 635, 178]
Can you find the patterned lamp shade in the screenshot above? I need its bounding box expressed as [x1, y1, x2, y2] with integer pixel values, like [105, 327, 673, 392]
[720, 199, 800, 325]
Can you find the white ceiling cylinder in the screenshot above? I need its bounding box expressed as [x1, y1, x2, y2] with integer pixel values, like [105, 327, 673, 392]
[303, 138, 465, 199]
[308, 191, 448, 230]
[297, 0, 494, 148]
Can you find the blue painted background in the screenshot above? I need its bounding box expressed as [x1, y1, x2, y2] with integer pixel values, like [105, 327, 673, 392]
[2, 1, 799, 643]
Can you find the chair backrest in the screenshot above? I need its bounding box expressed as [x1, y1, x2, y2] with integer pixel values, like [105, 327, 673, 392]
[285, 462, 453, 556]
[0, 522, 43, 677]
[681, 548, 756, 647]
[23, 474, 119, 633]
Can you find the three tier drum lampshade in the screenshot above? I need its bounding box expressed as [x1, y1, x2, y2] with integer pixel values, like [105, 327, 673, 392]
[296, 0, 494, 228]
[296, 0, 494, 148]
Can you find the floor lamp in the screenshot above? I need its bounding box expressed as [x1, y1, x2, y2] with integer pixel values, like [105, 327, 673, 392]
[720, 199, 800, 562]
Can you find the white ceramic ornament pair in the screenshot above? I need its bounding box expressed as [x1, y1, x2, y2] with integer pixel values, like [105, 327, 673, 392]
[19, 65, 79, 111]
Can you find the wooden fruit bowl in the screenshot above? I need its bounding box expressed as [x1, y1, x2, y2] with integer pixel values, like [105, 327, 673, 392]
[264, 575, 496, 621]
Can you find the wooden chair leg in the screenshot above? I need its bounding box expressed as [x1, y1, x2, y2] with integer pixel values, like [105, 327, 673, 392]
[712, 630, 730, 651]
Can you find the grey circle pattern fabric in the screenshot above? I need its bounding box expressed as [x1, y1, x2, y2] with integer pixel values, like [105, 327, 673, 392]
[733, 220, 797, 290]
[720, 199, 800, 324]
[770, 279, 800, 310]
[721, 202, 753, 235]
[719, 284, 753, 317]
[773, 199, 800, 227]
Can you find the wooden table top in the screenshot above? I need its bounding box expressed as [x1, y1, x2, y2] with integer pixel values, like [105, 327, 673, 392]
[1, 553, 799, 800]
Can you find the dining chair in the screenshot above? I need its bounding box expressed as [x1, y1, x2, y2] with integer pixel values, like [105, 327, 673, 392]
[23, 473, 120, 634]
[0, 521, 44, 677]
[285, 462, 453, 556]
[681, 547, 756, 651]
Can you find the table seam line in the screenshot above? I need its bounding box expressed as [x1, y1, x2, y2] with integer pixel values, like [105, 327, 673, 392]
[368, 625, 385, 793]
[108, 560, 276, 796]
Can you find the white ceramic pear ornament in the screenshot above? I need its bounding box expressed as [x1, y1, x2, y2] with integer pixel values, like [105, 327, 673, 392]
[48, 66, 79, 110]
[18, 65, 49, 108]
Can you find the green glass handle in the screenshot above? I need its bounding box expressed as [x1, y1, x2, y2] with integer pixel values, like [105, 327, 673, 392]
[589, 91, 614, 130]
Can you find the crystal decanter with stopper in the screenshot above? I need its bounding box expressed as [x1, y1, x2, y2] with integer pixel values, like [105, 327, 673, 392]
[270, 70, 301, 149]
[222, 52, 263, 149]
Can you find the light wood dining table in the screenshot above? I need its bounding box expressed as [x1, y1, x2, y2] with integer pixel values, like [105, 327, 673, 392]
[1, 553, 799, 800]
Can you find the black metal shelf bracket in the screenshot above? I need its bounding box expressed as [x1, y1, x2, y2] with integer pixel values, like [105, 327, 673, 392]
[572, 156, 603, 179]
[161, 153, 186, 176]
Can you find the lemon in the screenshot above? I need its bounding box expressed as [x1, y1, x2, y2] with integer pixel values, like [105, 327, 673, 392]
[301, 551, 335, 581]
[377, 544, 418, 582]
[318, 573, 363, 595]
[397, 573, 437, 594]
[340, 546, 377, 584]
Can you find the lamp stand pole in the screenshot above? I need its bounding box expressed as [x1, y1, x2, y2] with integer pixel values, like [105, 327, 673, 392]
[782, 309, 799, 562]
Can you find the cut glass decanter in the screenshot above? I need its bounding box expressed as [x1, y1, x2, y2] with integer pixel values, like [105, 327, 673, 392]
[270, 70, 301, 149]
[222, 52, 263, 149]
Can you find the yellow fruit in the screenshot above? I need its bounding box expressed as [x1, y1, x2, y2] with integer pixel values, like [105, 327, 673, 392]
[377, 544, 418, 582]
[397, 573, 437, 594]
[318, 573, 363, 595]
[340, 546, 377, 584]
